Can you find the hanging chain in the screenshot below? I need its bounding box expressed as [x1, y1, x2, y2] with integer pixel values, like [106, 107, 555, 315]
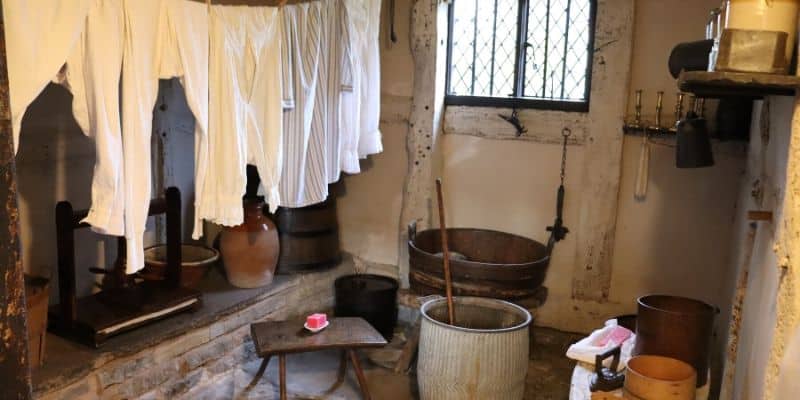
[560, 127, 571, 185]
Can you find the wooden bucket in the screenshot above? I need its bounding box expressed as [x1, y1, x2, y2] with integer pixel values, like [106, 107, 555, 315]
[274, 197, 341, 274]
[417, 297, 531, 400]
[624, 355, 697, 400]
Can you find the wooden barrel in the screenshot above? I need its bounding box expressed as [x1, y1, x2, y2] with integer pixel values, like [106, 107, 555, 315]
[274, 197, 341, 274]
[408, 223, 550, 300]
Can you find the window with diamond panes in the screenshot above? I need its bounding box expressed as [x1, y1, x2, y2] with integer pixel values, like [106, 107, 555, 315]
[446, 0, 596, 111]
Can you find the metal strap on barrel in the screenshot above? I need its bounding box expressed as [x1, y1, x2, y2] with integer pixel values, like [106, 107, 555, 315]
[546, 128, 570, 255]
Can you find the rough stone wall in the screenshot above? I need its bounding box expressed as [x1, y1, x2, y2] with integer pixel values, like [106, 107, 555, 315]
[34, 267, 346, 400]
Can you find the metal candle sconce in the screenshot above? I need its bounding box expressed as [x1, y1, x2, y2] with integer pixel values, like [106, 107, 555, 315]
[623, 90, 681, 136]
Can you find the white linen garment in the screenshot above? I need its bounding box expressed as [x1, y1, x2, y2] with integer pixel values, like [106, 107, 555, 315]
[358, 0, 383, 158]
[56, 0, 126, 236]
[158, 0, 210, 242]
[207, 5, 284, 221]
[339, 0, 364, 174]
[357, 0, 383, 158]
[279, 2, 323, 208]
[320, 0, 353, 184]
[341, 0, 382, 169]
[119, 0, 165, 273]
[3, 0, 90, 153]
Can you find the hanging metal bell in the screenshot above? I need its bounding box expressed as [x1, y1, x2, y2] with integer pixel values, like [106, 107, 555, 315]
[676, 111, 714, 168]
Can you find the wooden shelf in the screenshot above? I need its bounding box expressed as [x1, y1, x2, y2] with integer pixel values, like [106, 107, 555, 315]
[678, 71, 800, 98]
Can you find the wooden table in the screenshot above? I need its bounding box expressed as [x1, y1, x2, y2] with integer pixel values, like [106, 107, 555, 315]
[250, 317, 388, 400]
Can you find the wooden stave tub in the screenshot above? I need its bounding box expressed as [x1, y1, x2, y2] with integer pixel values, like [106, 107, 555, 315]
[274, 197, 342, 274]
[408, 223, 550, 300]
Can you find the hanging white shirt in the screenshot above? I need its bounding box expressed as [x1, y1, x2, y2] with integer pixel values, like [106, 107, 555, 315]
[357, 0, 383, 158]
[279, 2, 323, 208]
[206, 4, 284, 222]
[340, 0, 364, 174]
[320, 0, 353, 184]
[55, 0, 126, 237]
[3, 0, 90, 153]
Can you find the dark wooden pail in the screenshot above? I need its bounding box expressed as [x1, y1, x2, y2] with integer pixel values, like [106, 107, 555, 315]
[274, 197, 341, 274]
[633, 295, 717, 387]
[408, 223, 550, 300]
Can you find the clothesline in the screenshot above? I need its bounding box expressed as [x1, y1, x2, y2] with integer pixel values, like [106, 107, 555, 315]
[188, 0, 321, 5]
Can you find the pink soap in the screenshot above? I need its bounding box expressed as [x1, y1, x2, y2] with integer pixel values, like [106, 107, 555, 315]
[306, 313, 328, 329]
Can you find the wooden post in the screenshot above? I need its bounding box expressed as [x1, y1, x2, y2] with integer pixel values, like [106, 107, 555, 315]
[0, 2, 33, 398]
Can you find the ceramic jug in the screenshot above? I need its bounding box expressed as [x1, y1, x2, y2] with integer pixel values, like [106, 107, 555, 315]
[219, 198, 280, 288]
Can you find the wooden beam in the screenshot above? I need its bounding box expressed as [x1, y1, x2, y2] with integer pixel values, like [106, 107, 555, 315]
[397, 0, 450, 287]
[0, 2, 33, 398]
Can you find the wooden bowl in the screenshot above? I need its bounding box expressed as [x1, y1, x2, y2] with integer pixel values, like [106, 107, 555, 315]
[624, 355, 697, 400]
[142, 244, 219, 288]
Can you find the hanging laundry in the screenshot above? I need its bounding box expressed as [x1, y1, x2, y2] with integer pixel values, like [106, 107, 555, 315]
[119, 0, 165, 274]
[320, 0, 353, 184]
[340, 0, 382, 174]
[206, 4, 285, 223]
[279, 2, 324, 208]
[3, 0, 90, 153]
[356, 0, 383, 159]
[54, 0, 126, 237]
[339, 0, 364, 175]
[158, 0, 210, 243]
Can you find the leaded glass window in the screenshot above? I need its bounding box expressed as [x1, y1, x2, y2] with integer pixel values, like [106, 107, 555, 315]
[446, 0, 596, 112]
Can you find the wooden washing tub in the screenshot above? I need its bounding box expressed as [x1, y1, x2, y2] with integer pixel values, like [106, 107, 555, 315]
[408, 222, 550, 301]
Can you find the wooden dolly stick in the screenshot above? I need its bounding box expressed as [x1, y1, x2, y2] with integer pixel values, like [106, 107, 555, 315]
[435, 178, 456, 325]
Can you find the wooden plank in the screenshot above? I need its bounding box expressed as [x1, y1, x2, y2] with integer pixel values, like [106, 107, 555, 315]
[679, 70, 800, 98]
[0, 2, 33, 397]
[569, 0, 634, 302]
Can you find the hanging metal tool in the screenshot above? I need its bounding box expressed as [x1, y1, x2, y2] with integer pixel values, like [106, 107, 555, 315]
[546, 128, 571, 250]
[389, 0, 398, 44]
[499, 108, 528, 137]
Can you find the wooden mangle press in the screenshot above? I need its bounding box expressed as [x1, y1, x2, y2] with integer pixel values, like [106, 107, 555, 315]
[48, 187, 202, 347]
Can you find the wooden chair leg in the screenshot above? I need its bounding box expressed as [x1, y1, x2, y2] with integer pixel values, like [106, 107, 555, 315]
[245, 356, 271, 390]
[322, 350, 348, 395]
[348, 349, 371, 400]
[279, 354, 287, 400]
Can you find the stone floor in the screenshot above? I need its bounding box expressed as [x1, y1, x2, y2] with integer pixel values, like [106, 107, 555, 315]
[222, 327, 583, 400]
